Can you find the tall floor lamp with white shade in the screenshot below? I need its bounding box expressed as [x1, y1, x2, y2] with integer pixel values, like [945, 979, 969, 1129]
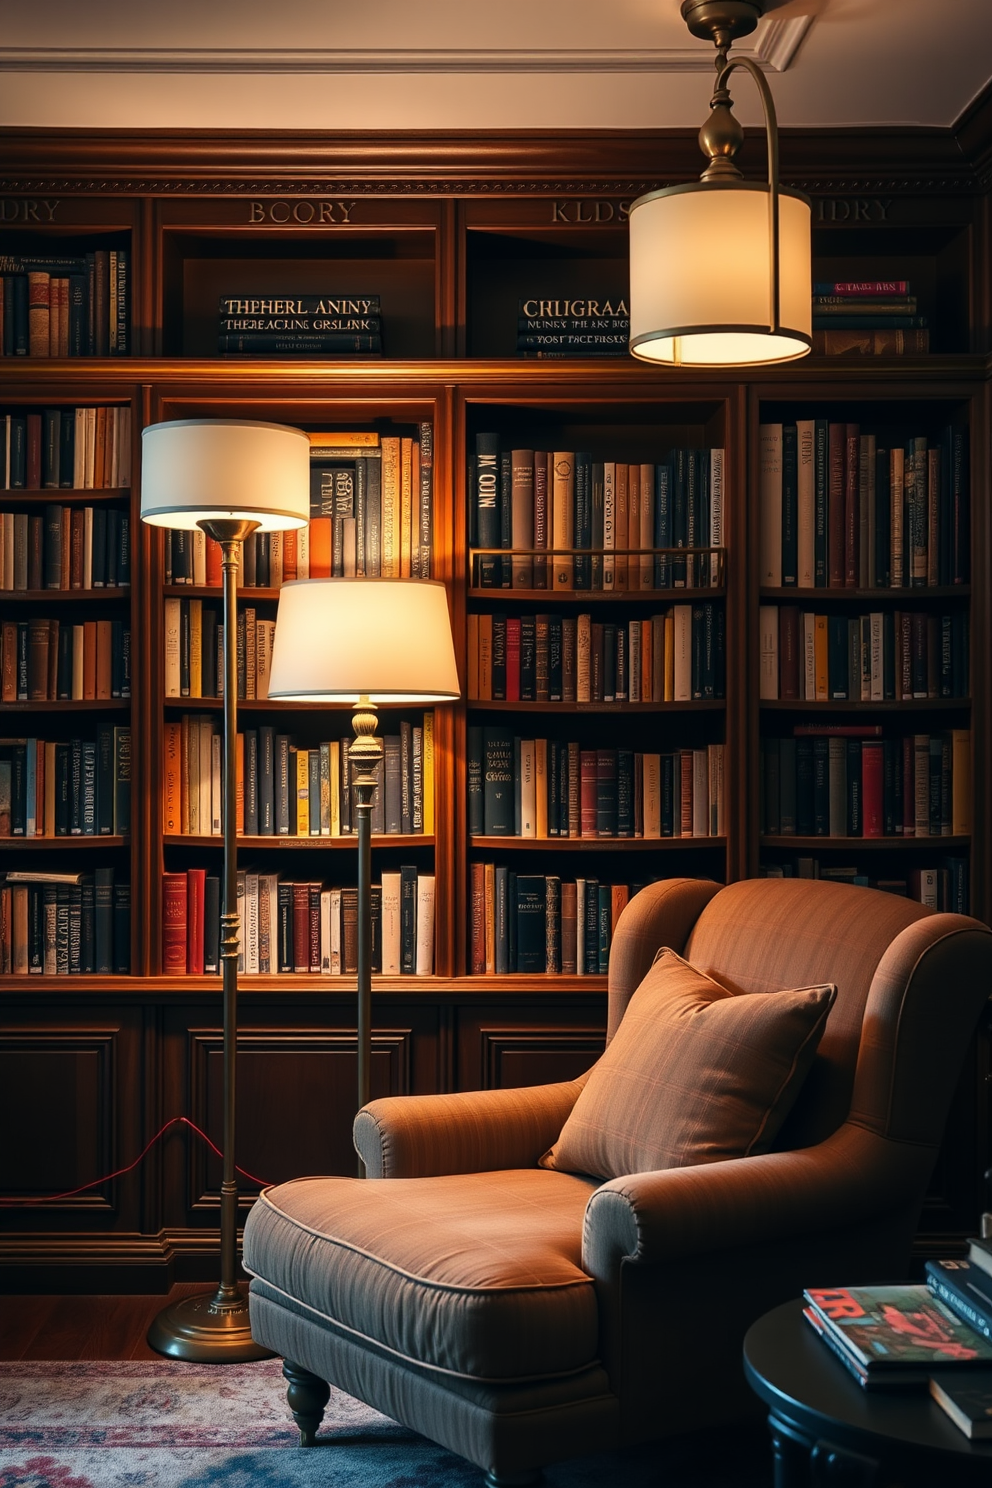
[267, 578, 460, 1163]
[141, 418, 311, 1360]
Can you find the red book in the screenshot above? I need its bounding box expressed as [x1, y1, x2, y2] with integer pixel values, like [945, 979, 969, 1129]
[186, 866, 206, 974]
[26, 413, 43, 489]
[292, 881, 309, 973]
[844, 423, 859, 587]
[162, 872, 188, 975]
[899, 612, 912, 700]
[779, 604, 801, 700]
[533, 451, 549, 590]
[902, 734, 915, 836]
[862, 742, 885, 837]
[827, 423, 846, 587]
[282, 529, 298, 582]
[308, 882, 321, 973]
[469, 861, 486, 974]
[308, 516, 332, 578]
[505, 617, 521, 701]
[822, 281, 909, 296]
[580, 749, 597, 837]
[205, 536, 223, 586]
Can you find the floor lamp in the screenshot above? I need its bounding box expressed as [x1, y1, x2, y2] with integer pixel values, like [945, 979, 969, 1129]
[140, 419, 311, 1360]
[266, 579, 459, 1168]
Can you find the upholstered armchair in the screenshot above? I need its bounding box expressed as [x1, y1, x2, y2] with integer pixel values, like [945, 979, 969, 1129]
[242, 877, 992, 1486]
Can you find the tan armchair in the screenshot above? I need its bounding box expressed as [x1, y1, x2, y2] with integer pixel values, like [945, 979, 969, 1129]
[243, 877, 992, 1486]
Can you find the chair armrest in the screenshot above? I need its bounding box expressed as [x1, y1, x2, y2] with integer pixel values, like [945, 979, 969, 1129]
[354, 1079, 588, 1179]
[582, 1121, 932, 1278]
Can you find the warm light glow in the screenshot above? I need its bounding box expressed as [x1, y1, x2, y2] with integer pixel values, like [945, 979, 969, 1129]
[629, 182, 811, 366]
[268, 579, 461, 703]
[140, 419, 311, 531]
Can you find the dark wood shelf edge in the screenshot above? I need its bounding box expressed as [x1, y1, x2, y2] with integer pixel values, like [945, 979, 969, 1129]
[0, 973, 608, 995]
[762, 836, 970, 849]
[760, 586, 971, 600]
[469, 699, 725, 712]
[163, 834, 436, 848]
[760, 699, 969, 711]
[471, 836, 727, 850]
[0, 836, 129, 849]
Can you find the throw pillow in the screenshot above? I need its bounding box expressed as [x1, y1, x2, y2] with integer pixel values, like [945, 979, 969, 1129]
[540, 948, 836, 1180]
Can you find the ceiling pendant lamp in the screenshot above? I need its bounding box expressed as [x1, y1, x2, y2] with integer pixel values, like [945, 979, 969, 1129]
[629, 0, 811, 368]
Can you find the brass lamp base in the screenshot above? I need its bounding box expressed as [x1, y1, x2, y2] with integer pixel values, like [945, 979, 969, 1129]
[146, 1283, 274, 1363]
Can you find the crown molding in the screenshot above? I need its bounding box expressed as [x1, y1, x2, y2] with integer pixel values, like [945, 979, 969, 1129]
[0, 21, 812, 77]
[0, 117, 984, 197]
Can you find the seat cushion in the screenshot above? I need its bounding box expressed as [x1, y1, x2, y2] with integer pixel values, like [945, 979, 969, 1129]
[242, 1167, 600, 1382]
[541, 948, 836, 1181]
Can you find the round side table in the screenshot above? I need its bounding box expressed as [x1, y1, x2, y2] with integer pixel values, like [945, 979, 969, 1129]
[743, 1299, 992, 1486]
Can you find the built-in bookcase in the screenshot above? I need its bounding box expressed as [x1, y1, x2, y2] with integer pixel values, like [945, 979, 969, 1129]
[752, 391, 976, 914]
[0, 127, 989, 1287]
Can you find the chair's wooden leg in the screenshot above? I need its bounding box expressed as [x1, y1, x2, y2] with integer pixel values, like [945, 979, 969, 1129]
[282, 1358, 331, 1447]
[483, 1471, 542, 1487]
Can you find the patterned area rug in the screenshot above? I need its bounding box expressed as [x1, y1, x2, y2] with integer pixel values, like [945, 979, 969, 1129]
[0, 1359, 773, 1487]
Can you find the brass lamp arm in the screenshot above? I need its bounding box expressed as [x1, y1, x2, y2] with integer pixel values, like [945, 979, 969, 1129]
[700, 50, 782, 335]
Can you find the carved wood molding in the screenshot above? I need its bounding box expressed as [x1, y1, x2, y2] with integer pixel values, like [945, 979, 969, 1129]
[0, 123, 988, 197]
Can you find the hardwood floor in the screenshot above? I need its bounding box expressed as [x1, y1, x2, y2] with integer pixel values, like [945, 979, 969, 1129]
[0, 1284, 208, 1360]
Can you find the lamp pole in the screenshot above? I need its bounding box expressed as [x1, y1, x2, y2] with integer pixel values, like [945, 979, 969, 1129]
[147, 518, 273, 1361]
[348, 695, 383, 1177]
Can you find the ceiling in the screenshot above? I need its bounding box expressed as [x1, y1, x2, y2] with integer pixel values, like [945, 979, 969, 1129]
[1, 0, 991, 134]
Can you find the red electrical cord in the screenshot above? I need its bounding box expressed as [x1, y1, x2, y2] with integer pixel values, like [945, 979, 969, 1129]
[0, 1115, 272, 1204]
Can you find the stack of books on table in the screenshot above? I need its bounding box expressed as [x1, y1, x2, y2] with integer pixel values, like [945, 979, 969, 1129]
[811, 281, 929, 356]
[802, 1283, 992, 1391]
[217, 295, 382, 355]
[515, 298, 629, 358]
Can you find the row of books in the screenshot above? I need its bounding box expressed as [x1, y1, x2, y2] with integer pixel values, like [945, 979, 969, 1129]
[515, 297, 629, 359]
[162, 866, 435, 976]
[217, 294, 383, 355]
[165, 426, 434, 583]
[758, 605, 969, 703]
[759, 728, 971, 840]
[1, 618, 130, 704]
[810, 278, 930, 356]
[468, 604, 726, 705]
[0, 503, 131, 591]
[759, 420, 968, 589]
[1, 406, 131, 489]
[761, 855, 970, 913]
[0, 249, 130, 357]
[164, 600, 272, 701]
[469, 728, 726, 840]
[0, 729, 131, 838]
[469, 436, 724, 592]
[470, 867, 635, 975]
[163, 714, 435, 839]
[0, 868, 130, 974]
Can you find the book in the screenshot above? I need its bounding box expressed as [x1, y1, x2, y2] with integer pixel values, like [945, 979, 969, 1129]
[803, 1285, 992, 1384]
[929, 1369, 992, 1438]
[926, 1258, 992, 1341]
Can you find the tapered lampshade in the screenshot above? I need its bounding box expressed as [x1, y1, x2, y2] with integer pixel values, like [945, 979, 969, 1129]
[140, 419, 311, 530]
[628, 181, 812, 366]
[268, 579, 460, 703]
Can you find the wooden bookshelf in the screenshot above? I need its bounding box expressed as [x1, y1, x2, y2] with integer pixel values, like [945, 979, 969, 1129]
[0, 122, 989, 1288]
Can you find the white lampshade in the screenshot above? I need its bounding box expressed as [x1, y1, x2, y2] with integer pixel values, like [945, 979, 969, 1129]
[268, 579, 460, 704]
[629, 181, 811, 367]
[140, 419, 311, 531]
